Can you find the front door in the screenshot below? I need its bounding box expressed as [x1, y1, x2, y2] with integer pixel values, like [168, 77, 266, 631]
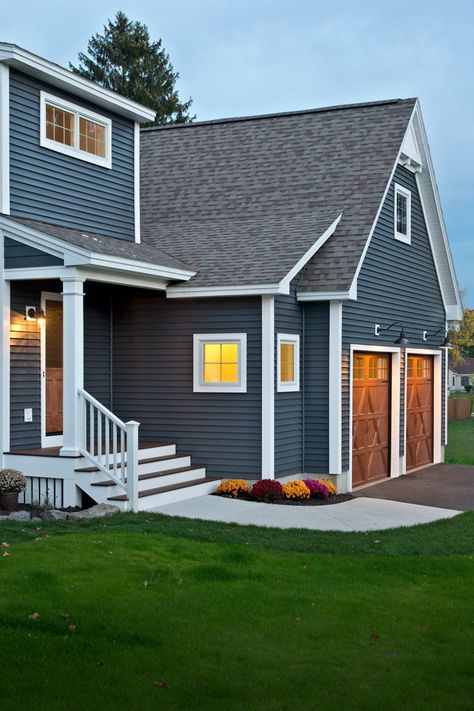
[352, 352, 391, 487]
[42, 294, 63, 446]
[406, 355, 433, 470]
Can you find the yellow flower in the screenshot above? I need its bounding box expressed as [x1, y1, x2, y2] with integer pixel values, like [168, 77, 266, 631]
[282, 480, 311, 500]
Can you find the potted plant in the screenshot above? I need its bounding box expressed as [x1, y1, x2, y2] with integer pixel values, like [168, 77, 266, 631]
[0, 469, 27, 512]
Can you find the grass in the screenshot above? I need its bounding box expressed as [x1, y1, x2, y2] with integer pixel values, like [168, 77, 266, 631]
[1, 513, 474, 710]
[448, 391, 473, 400]
[446, 417, 474, 466]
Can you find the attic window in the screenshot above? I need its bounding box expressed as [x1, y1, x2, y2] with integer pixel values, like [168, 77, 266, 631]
[394, 183, 411, 244]
[40, 92, 112, 168]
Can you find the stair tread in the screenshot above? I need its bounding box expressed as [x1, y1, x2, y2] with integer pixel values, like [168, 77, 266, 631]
[75, 452, 188, 473]
[108, 476, 220, 501]
[90, 465, 205, 487]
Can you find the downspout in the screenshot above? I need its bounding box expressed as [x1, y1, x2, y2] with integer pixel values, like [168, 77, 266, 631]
[109, 296, 113, 412]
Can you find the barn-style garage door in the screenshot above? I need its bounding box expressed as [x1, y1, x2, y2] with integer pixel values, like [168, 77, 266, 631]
[406, 355, 433, 471]
[352, 353, 391, 487]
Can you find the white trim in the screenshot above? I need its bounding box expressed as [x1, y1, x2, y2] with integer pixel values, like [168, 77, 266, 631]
[0, 64, 9, 214]
[192, 333, 247, 393]
[4, 266, 169, 291]
[276, 333, 300, 392]
[394, 183, 411, 244]
[261, 296, 275, 478]
[134, 122, 141, 243]
[348, 345, 401, 492]
[40, 291, 63, 448]
[404, 348, 443, 473]
[60, 274, 85, 457]
[0, 230, 10, 459]
[40, 91, 112, 169]
[328, 301, 342, 474]
[0, 43, 155, 123]
[297, 286, 357, 302]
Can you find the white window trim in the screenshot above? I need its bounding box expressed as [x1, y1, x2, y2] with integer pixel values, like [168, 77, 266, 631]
[193, 333, 247, 393]
[276, 333, 300, 392]
[394, 183, 411, 244]
[40, 91, 112, 169]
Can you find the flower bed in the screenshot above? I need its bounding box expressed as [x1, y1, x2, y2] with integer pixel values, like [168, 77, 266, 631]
[216, 477, 352, 506]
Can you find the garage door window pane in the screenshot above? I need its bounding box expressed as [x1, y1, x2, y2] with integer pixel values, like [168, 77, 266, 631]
[369, 356, 388, 379]
[353, 356, 364, 379]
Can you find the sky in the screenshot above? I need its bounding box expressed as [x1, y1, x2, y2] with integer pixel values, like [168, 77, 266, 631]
[1, 0, 473, 306]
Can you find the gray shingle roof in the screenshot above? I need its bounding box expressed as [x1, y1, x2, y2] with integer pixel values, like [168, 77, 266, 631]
[450, 357, 474, 375]
[140, 98, 416, 292]
[4, 216, 191, 272]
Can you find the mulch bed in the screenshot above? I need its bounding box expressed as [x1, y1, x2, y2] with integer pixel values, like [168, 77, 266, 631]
[213, 493, 353, 506]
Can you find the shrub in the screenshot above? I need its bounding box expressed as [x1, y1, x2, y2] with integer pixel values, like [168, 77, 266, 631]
[282, 480, 311, 500]
[217, 479, 249, 498]
[250, 479, 284, 502]
[318, 478, 337, 496]
[0, 469, 27, 494]
[303, 479, 329, 500]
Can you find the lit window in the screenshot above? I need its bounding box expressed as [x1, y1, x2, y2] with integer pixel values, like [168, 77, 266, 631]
[368, 355, 388, 380]
[277, 334, 300, 392]
[193, 334, 247, 393]
[394, 183, 411, 244]
[40, 91, 111, 168]
[353, 355, 365, 380]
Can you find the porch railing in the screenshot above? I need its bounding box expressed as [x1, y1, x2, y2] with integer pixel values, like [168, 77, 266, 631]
[78, 388, 140, 512]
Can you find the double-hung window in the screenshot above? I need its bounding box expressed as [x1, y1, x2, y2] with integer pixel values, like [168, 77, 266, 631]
[40, 92, 112, 168]
[277, 334, 300, 392]
[193, 334, 247, 393]
[394, 183, 411, 244]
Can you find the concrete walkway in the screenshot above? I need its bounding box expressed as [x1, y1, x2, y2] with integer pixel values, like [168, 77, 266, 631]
[151, 495, 460, 532]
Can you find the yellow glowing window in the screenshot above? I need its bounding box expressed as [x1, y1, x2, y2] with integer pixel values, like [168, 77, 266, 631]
[277, 334, 300, 392]
[46, 103, 75, 147]
[79, 117, 106, 158]
[203, 342, 239, 384]
[280, 343, 295, 382]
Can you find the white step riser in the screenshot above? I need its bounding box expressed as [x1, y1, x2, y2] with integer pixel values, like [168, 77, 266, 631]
[89, 455, 192, 483]
[137, 479, 220, 510]
[101, 468, 207, 498]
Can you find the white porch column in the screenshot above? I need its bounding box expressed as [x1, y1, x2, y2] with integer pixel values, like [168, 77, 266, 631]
[0, 230, 10, 464]
[60, 274, 85, 457]
[328, 300, 343, 476]
[261, 295, 275, 478]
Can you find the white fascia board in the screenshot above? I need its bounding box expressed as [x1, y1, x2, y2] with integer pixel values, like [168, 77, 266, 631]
[167, 283, 283, 298]
[0, 44, 155, 123]
[279, 213, 343, 291]
[0, 64, 9, 215]
[4, 264, 168, 291]
[134, 122, 141, 243]
[297, 286, 356, 302]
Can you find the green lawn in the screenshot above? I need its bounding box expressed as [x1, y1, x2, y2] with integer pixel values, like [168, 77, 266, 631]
[1, 513, 474, 710]
[446, 417, 474, 465]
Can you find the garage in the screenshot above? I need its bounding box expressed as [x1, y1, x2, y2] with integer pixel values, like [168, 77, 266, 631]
[406, 354, 434, 470]
[352, 352, 391, 487]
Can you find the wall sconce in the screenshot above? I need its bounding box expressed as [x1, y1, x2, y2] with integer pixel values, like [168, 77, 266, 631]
[376, 321, 409, 346]
[424, 328, 452, 349]
[25, 307, 46, 326]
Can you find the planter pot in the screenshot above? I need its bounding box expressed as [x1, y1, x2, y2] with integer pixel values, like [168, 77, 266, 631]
[0, 492, 19, 512]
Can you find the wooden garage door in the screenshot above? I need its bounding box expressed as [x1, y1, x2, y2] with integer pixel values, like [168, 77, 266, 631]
[352, 353, 391, 488]
[406, 355, 433, 471]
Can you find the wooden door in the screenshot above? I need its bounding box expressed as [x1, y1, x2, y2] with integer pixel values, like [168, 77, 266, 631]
[352, 353, 391, 487]
[45, 299, 63, 436]
[406, 355, 433, 470]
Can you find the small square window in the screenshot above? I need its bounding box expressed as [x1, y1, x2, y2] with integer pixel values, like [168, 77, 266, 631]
[193, 334, 247, 393]
[394, 183, 411, 244]
[277, 334, 300, 392]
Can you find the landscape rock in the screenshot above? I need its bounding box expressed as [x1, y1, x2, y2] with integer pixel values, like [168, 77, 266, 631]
[8, 510, 31, 521]
[40, 510, 69, 521]
[68, 504, 120, 521]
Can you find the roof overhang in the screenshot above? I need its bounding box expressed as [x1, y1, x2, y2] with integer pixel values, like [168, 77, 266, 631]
[0, 43, 156, 123]
[0, 215, 194, 284]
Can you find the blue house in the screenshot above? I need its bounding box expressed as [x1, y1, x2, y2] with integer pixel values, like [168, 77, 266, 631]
[0, 44, 462, 511]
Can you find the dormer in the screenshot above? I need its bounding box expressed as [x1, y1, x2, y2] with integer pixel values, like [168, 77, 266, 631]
[0, 44, 155, 243]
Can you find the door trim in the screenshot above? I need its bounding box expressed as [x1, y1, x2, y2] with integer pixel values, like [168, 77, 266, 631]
[349, 345, 401, 492]
[403, 348, 442, 473]
[41, 291, 63, 448]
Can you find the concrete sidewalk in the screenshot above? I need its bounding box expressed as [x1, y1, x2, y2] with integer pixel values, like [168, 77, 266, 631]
[151, 495, 461, 532]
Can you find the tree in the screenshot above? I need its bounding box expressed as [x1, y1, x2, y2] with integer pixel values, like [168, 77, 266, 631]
[70, 11, 194, 126]
[448, 308, 474, 366]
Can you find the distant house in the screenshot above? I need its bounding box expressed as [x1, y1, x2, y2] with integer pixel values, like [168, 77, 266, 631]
[449, 358, 474, 391]
[0, 43, 462, 511]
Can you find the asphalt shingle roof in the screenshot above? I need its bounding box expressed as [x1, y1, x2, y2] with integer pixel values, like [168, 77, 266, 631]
[140, 98, 416, 292]
[450, 357, 474, 375]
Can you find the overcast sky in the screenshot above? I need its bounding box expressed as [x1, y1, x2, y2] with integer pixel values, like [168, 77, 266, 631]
[1, 0, 473, 306]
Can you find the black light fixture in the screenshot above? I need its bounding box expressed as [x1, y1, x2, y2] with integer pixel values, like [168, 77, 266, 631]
[425, 327, 452, 350]
[25, 306, 46, 325]
[385, 321, 409, 346]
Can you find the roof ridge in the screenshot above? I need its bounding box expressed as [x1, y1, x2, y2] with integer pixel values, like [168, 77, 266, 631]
[141, 97, 417, 133]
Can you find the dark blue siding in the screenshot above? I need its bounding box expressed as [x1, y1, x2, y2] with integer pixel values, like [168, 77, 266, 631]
[112, 291, 262, 478]
[275, 279, 303, 475]
[4, 238, 63, 268]
[342, 166, 446, 470]
[303, 302, 329, 472]
[9, 70, 135, 241]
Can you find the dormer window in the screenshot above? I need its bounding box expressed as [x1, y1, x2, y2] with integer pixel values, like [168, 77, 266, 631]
[40, 92, 111, 168]
[394, 183, 411, 244]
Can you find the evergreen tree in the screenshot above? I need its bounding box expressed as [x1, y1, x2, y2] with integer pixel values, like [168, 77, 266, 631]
[70, 11, 194, 126]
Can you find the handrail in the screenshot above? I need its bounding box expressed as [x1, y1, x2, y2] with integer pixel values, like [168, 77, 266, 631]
[78, 388, 139, 512]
